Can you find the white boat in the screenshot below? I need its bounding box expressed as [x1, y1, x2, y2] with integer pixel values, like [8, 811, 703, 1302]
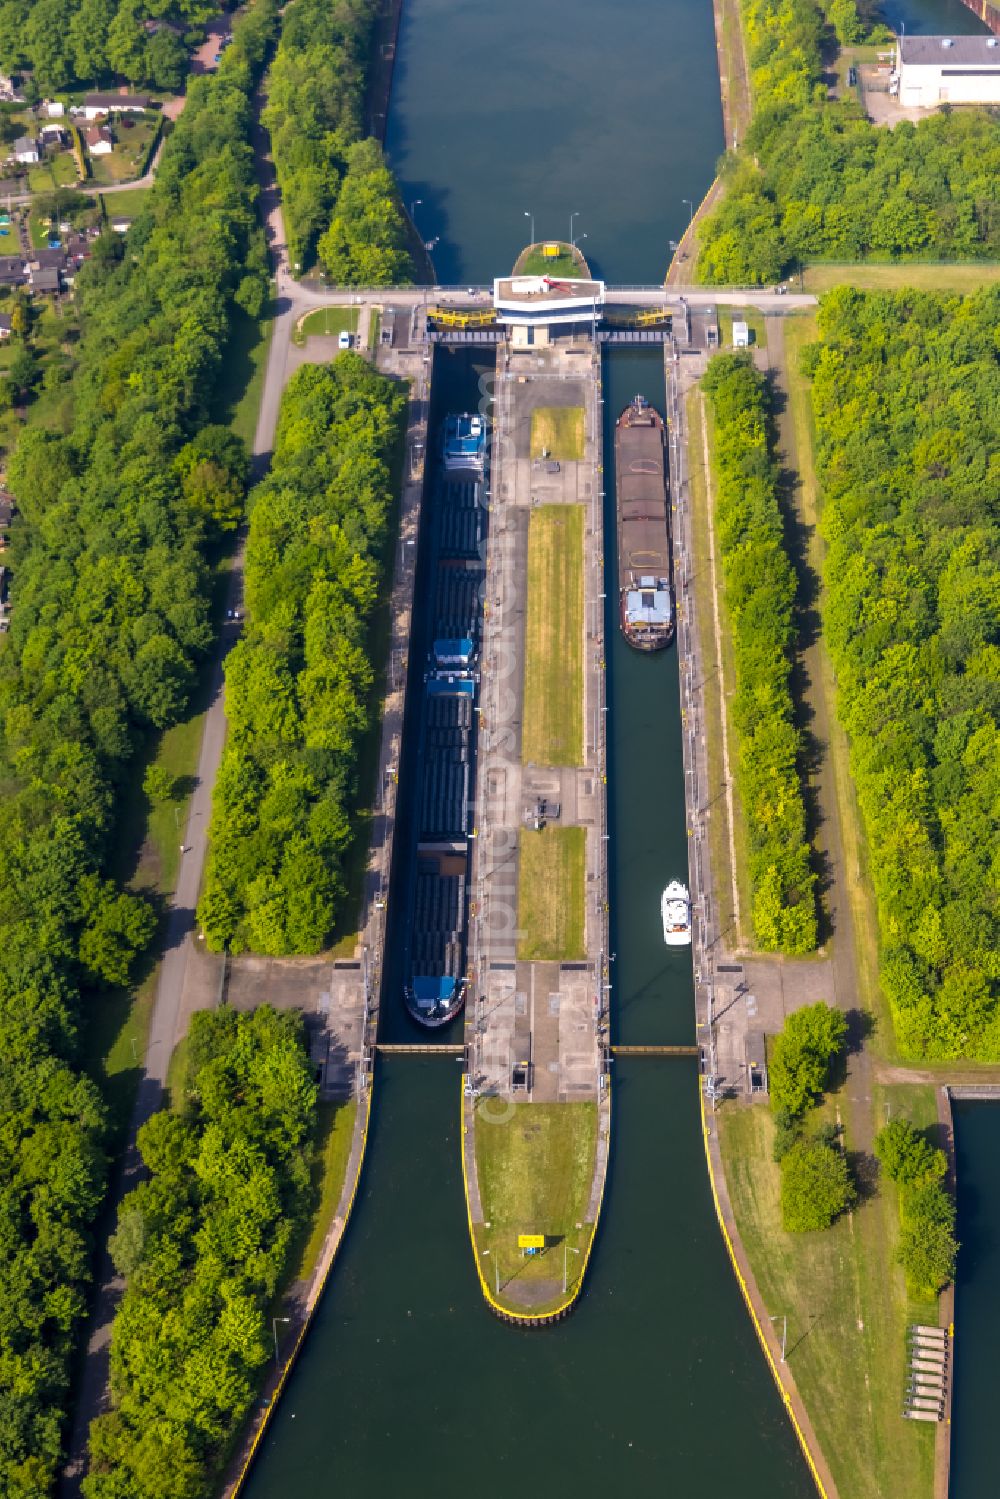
[661, 881, 691, 947]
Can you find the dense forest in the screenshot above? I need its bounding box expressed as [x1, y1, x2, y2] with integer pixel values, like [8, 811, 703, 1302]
[0, 4, 276, 1491]
[702, 354, 818, 953]
[0, 0, 216, 92]
[808, 287, 1000, 1058]
[198, 356, 406, 955]
[84, 1006, 318, 1498]
[263, 0, 412, 279]
[697, 0, 1000, 281]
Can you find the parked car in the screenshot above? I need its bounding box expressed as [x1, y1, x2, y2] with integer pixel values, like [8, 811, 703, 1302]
[338, 330, 351, 350]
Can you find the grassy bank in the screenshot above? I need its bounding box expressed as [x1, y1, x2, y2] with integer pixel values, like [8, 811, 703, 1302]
[473, 1100, 597, 1311]
[294, 304, 359, 346]
[802, 262, 1000, 294]
[517, 825, 586, 961]
[718, 1097, 936, 1499]
[287, 1098, 359, 1282]
[780, 314, 888, 1045]
[522, 503, 584, 766]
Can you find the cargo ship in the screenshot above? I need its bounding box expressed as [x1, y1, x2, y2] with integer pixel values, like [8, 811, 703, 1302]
[402, 424, 486, 1028]
[614, 395, 674, 650]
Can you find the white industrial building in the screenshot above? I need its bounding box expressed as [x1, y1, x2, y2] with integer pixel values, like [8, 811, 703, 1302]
[492, 274, 605, 347]
[895, 33, 1000, 108]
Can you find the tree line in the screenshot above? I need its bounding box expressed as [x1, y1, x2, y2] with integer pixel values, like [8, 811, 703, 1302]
[263, 0, 413, 280]
[198, 356, 407, 955]
[84, 1006, 318, 1498]
[875, 1118, 957, 1299]
[696, 0, 1000, 282]
[0, 0, 218, 94]
[769, 1002, 854, 1232]
[0, 5, 277, 1491]
[702, 353, 818, 954]
[807, 287, 1000, 1060]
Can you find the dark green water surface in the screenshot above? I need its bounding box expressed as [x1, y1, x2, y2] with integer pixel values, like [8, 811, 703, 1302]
[949, 1103, 1000, 1498]
[243, 2, 820, 1493]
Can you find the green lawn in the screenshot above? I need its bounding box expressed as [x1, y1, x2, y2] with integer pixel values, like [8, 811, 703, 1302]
[802, 262, 1000, 293]
[100, 186, 151, 220]
[88, 118, 159, 185]
[294, 305, 359, 345]
[517, 825, 586, 961]
[529, 405, 584, 460]
[718, 1097, 936, 1499]
[718, 308, 768, 349]
[27, 153, 78, 193]
[286, 1099, 359, 1282]
[473, 1100, 597, 1305]
[514, 242, 589, 278]
[211, 300, 273, 449]
[522, 503, 584, 766]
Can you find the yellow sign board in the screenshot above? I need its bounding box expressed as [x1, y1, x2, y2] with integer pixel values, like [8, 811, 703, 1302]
[542, 243, 561, 258]
[518, 1234, 545, 1249]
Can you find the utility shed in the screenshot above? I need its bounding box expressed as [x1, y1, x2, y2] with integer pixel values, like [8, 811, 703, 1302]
[896, 34, 1000, 107]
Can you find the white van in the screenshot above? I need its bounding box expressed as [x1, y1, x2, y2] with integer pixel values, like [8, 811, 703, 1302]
[338, 330, 351, 350]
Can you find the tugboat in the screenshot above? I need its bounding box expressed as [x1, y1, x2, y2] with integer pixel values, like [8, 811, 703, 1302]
[661, 881, 692, 947]
[442, 412, 487, 473]
[615, 395, 674, 650]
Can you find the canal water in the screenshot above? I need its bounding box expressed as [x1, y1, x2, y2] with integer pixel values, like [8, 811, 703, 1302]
[948, 1103, 1000, 1497]
[246, 1, 816, 1494]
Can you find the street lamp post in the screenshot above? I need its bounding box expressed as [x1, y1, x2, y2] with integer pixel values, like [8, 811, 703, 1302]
[524, 209, 534, 247]
[570, 211, 580, 248]
[273, 1315, 291, 1364]
[563, 1243, 582, 1295]
[409, 198, 422, 228]
[682, 198, 694, 230]
[770, 1313, 787, 1362]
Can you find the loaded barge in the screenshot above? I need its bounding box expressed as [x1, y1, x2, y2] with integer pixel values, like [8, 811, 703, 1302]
[402, 413, 487, 1028]
[614, 395, 674, 650]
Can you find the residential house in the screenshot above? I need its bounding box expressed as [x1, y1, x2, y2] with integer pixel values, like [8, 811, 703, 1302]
[43, 99, 65, 117]
[111, 218, 132, 234]
[83, 125, 114, 157]
[0, 256, 27, 287]
[0, 313, 11, 340]
[38, 124, 67, 148]
[29, 266, 61, 294]
[30, 248, 67, 272]
[81, 92, 151, 121]
[0, 492, 15, 550]
[12, 136, 38, 164]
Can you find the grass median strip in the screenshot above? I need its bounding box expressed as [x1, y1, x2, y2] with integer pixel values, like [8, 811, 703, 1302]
[474, 1100, 597, 1296]
[522, 503, 583, 766]
[518, 824, 586, 961]
[530, 405, 584, 460]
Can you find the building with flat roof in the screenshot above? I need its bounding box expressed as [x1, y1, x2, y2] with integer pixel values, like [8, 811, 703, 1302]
[492, 273, 605, 347]
[895, 34, 1000, 107]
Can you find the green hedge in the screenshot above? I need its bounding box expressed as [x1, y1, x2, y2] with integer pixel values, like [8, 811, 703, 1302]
[809, 287, 1000, 1059]
[198, 357, 407, 954]
[703, 353, 818, 952]
[84, 1007, 318, 1498]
